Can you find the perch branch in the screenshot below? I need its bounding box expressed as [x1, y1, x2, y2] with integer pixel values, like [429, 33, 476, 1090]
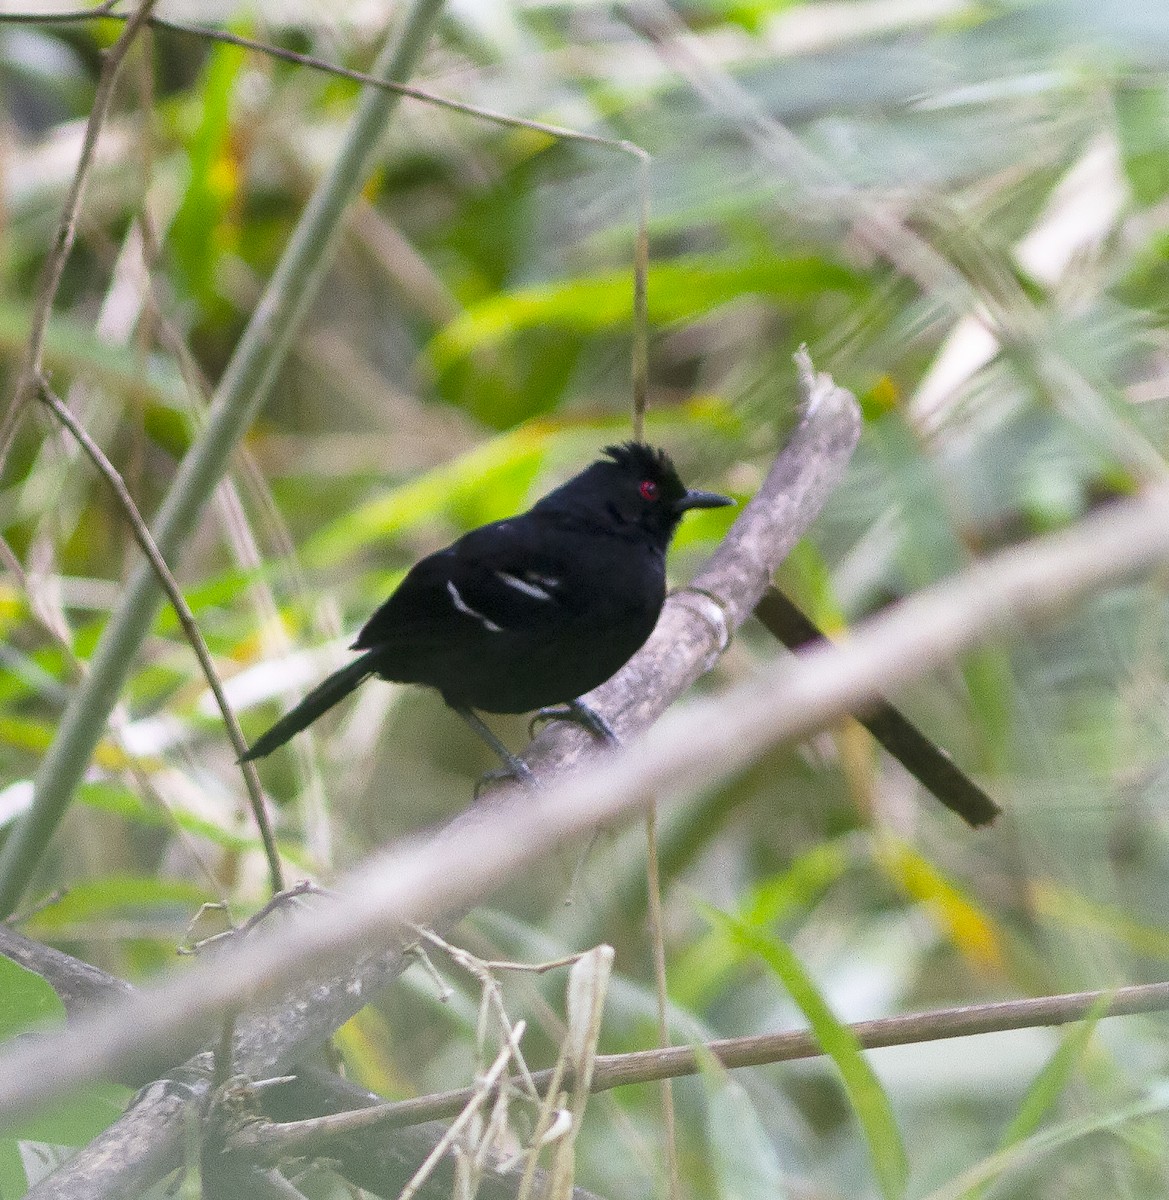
[2, 359, 860, 1199]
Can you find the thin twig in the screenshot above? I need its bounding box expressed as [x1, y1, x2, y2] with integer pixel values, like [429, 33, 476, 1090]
[0, 0, 157, 478]
[36, 380, 285, 894]
[416, 928, 544, 1107]
[630, 152, 651, 442]
[259, 979, 1169, 1133]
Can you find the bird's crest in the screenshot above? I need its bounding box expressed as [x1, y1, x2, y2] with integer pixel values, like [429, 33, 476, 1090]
[601, 441, 678, 483]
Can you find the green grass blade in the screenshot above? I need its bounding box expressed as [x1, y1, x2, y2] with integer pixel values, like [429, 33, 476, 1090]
[705, 906, 909, 1200]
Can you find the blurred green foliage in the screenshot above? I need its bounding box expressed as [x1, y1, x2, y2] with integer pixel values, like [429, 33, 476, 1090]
[4, 0, 1169, 1196]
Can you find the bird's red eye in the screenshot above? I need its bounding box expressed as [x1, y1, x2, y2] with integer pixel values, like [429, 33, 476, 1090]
[639, 479, 659, 501]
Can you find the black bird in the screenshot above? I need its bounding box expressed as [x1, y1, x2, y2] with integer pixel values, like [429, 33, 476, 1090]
[242, 443, 734, 780]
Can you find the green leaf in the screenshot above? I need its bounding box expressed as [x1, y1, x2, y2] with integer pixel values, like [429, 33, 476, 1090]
[674, 840, 850, 1009]
[782, 540, 846, 631]
[0, 959, 129, 1146]
[921, 1087, 1169, 1200]
[704, 907, 909, 1200]
[429, 255, 860, 370]
[960, 647, 1014, 772]
[24, 874, 210, 934]
[77, 782, 259, 853]
[151, 563, 270, 639]
[0, 716, 56, 756]
[0, 1136, 26, 1197]
[1000, 999, 1108, 1146]
[1116, 85, 1169, 208]
[0, 956, 65, 1042]
[170, 33, 249, 307]
[303, 428, 551, 567]
[2, 1086, 129, 1153]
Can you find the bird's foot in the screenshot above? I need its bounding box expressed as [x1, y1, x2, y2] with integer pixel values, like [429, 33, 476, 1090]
[453, 706, 536, 799]
[473, 754, 535, 800]
[529, 699, 619, 745]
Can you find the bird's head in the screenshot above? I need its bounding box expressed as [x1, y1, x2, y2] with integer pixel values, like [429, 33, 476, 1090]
[536, 441, 734, 546]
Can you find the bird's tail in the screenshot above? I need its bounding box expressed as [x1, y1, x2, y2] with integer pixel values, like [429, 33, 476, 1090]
[240, 653, 378, 762]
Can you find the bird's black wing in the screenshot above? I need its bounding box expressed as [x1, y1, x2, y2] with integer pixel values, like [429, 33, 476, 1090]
[352, 515, 573, 653]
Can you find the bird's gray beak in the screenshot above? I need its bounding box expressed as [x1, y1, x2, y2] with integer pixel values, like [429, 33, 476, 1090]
[675, 488, 735, 513]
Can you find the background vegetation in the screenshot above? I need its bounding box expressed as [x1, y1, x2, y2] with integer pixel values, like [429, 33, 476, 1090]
[4, 0, 1169, 1196]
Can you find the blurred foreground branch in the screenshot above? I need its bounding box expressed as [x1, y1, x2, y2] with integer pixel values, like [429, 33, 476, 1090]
[6, 373, 1169, 1135]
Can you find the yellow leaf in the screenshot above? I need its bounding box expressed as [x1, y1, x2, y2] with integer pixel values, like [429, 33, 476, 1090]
[877, 837, 1004, 971]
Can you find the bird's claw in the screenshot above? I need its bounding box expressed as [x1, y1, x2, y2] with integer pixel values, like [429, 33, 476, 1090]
[529, 700, 619, 745]
[473, 756, 536, 800]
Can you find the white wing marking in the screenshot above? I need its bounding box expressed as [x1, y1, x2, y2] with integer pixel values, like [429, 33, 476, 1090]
[446, 580, 503, 633]
[495, 570, 555, 601]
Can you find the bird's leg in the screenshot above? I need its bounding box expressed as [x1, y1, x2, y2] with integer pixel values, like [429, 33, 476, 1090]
[452, 707, 535, 796]
[529, 698, 619, 745]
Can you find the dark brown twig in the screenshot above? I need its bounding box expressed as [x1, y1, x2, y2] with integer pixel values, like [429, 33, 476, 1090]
[753, 586, 1001, 827]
